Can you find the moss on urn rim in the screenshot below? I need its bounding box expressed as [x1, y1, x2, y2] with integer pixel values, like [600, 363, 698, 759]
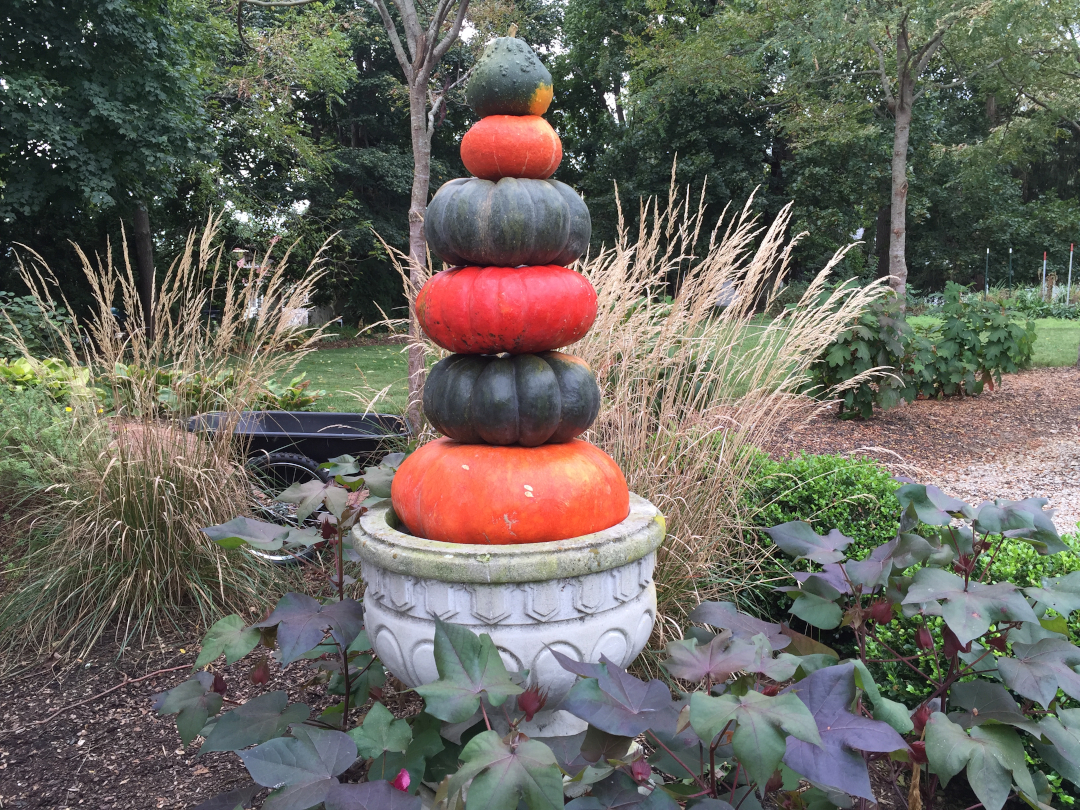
[352, 493, 664, 584]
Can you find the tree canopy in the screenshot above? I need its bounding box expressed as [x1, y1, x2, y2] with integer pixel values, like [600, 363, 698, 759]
[3, 0, 1079, 316]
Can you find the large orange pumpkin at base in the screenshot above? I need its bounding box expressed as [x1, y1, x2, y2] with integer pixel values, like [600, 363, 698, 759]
[417, 265, 597, 355]
[460, 115, 562, 180]
[391, 438, 629, 545]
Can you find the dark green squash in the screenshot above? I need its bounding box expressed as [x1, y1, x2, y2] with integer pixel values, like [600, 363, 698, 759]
[466, 37, 553, 117]
[423, 351, 600, 446]
[424, 177, 591, 268]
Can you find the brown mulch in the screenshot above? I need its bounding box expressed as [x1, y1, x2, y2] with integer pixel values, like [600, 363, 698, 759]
[0, 623, 420, 809]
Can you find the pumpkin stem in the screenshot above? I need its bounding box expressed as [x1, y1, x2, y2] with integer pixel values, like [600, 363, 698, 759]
[507, 23, 518, 37]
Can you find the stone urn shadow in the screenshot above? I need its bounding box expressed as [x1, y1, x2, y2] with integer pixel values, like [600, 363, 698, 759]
[353, 494, 665, 737]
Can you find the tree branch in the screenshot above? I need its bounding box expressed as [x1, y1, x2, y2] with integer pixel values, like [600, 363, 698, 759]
[390, 0, 423, 61]
[369, 0, 414, 82]
[431, 0, 469, 64]
[869, 38, 896, 105]
[913, 57, 1004, 102]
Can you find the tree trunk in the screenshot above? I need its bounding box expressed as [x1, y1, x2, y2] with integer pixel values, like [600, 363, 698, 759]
[875, 205, 891, 278]
[133, 201, 155, 341]
[405, 84, 433, 434]
[889, 98, 912, 303]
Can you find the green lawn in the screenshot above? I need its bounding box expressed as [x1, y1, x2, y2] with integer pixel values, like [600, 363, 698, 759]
[291, 344, 410, 414]
[294, 318, 1079, 414]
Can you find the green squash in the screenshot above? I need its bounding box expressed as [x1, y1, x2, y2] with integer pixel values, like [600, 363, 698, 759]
[424, 177, 591, 268]
[423, 351, 600, 446]
[466, 37, 553, 117]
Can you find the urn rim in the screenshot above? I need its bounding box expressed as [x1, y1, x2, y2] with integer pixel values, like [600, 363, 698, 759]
[353, 493, 664, 584]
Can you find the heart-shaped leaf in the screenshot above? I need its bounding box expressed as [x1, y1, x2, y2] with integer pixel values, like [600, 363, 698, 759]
[200, 691, 310, 753]
[195, 614, 261, 668]
[153, 672, 224, 746]
[789, 591, 842, 630]
[764, 521, 852, 564]
[446, 730, 563, 810]
[252, 593, 364, 664]
[689, 690, 821, 792]
[414, 619, 523, 723]
[781, 663, 907, 800]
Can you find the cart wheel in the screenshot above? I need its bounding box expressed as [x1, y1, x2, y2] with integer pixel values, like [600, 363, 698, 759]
[246, 452, 328, 565]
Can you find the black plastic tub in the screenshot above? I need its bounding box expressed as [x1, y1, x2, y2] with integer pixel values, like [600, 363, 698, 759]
[188, 411, 409, 466]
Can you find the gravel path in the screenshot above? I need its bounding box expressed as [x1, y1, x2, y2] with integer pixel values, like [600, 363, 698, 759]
[774, 367, 1080, 534]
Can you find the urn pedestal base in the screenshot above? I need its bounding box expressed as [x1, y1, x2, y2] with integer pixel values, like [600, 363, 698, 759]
[353, 494, 665, 735]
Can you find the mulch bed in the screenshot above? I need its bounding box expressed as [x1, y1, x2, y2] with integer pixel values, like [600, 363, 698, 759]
[1, 366, 1077, 808]
[0, 630, 418, 809]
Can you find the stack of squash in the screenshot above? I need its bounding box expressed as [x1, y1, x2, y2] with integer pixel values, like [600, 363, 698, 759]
[390, 35, 630, 545]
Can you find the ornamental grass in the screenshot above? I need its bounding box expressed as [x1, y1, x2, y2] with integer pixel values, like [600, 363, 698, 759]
[0, 215, 326, 662]
[570, 176, 886, 653]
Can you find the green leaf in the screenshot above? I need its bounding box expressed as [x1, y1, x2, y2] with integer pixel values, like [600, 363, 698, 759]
[239, 725, 356, 810]
[252, 593, 365, 664]
[948, 681, 1041, 736]
[689, 690, 821, 791]
[414, 619, 523, 723]
[202, 517, 289, 551]
[764, 521, 852, 564]
[1025, 572, 1080, 619]
[152, 673, 224, 747]
[895, 484, 972, 525]
[789, 592, 842, 630]
[850, 660, 913, 734]
[348, 702, 412, 759]
[200, 691, 310, 753]
[446, 730, 563, 810]
[902, 567, 1038, 645]
[1034, 710, 1080, 788]
[194, 615, 260, 668]
[997, 638, 1080, 709]
[925, 713, 1037, 810]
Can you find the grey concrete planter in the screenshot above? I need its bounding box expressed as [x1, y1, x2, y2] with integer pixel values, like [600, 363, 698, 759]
[353, 494, 665, 736]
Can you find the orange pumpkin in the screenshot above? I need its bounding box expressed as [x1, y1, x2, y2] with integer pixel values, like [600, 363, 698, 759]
[460, 115, 562, 181]
[416, 265, 597, 354]
[390, 438, 629, 545]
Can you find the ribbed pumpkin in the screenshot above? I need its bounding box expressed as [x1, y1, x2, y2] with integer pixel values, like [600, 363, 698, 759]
[466, 36, 553, 118]
[460, 115, 562, 180]
[424, 177, 590, 268]
[390, 438, 629, 544]
[424, 351, 599, 446]
[417, 265, 596, 354]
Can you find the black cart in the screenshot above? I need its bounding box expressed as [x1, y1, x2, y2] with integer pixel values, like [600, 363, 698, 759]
[188, 410, 409, 563]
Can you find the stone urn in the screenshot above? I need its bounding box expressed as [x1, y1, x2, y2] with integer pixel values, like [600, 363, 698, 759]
[354, 494, 665, 736]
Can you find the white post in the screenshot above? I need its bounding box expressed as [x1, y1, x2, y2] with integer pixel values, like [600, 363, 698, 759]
[1042, 251, 1048, 300]
[1068, 243, 1074, 307]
